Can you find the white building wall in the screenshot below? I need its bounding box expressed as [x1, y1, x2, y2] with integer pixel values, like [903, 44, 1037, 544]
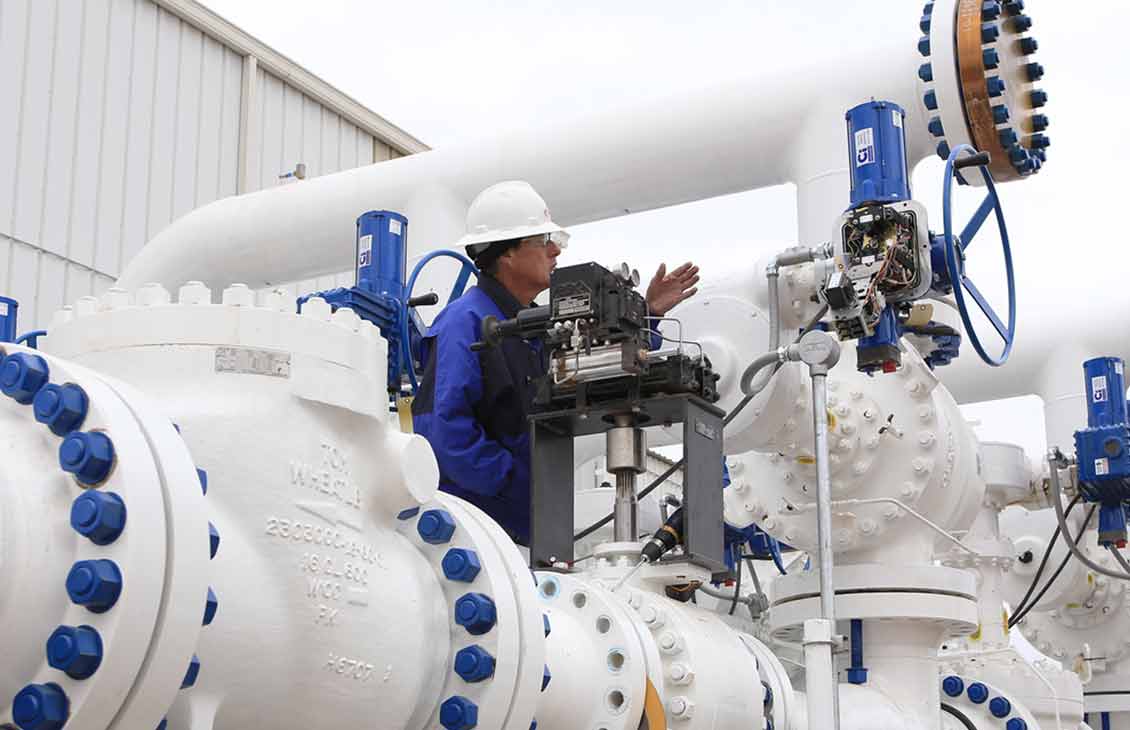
[0, 0, 421, 330]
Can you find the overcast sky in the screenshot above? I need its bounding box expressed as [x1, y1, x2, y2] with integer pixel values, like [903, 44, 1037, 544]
[198, 0, 1126, 457]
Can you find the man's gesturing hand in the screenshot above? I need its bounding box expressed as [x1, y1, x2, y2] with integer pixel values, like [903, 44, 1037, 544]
[646, 262, 700, 316]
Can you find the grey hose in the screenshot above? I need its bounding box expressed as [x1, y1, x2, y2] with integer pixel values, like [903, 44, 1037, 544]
[697, 581, 754, 606]
[1110, 545, 1130, 575]
[1047, 449, 1130, 581]
[740, 349, 786, 396]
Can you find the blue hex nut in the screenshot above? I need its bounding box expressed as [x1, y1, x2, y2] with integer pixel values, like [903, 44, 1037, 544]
[1004, 0, 1024, 15]
[918, 36, 930, 57]
[986, 77, 1006, 97]
[982, 1, 1002, 20]
[967, 681, 989, 704]
[937, 141, 952, 159]
[418, 509, 457, 544]
[763, 680, 774, 709]
[924, 91, 938, 111]
[197, 468, 208, 496]
[928, 117, 945, 137]
[1030, 89, 1048, 107]
[454, 592, 497, 635]
[983, 48, 1000, 69]
[530, 720, 537, 730]
[1031, 113, 1049, 132]
[543, 614, 551, 637]
[918, 63, 933, 82]
[981, 23, 1000, 43]
[542, 664, 551, 691]
[204, 587, 219, 626]
[992, 104, 1010, 124]
[46, 625, 103, 679]
[920, 14, 931, 33]
[1025, 62, 1044, 81]
[1012, 14, 1032, 32]
[454, 645, 496, 682]
[1006, 719, 1027, 730]
[66, 559, 123, 613]
[442, 548, 482, 582]
[59, 431, 115, 485]
[989, 696, 1012, 718]
[33, 383, 88, 435]
[440, 696, 479, 730]
[999, 128, 1019, 148]
[942, 676, 964, 697]
[209, 522, 220, 559]
[182, 654, 201, 689]
[1, 352, 49, 405]
[12, 683, 69, 730]
[70, 491, 127, 545]
[1019, 36, 1038, 54]
[157, 720, 167, 730]
[1030, 133, 1051, 149]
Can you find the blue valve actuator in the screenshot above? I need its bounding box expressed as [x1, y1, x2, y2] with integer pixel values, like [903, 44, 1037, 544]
[1073, 357, 1130, 546]
[846, 100, 912, 208]
[0, 295, 17, 342]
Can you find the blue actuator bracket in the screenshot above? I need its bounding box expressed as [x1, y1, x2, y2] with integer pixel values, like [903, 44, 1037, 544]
[0, 296, 18, 342]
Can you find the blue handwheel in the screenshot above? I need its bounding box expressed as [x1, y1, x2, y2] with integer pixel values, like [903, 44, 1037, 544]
[401, 251, 479, 391]
[942, 144, 1016, 367]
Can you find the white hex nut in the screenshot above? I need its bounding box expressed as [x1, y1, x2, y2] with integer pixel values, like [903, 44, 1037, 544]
[668, 697, 695, 720]
[178, 281, 212, 305]
[258, 288, 290, 311]
[222, 283, 255, 307]
[50, 306, 74, 328]
[75, 296, 99, 317]
[668, 663, 694, 685]
[302, 296, 332, 322]
[100, 287, 131, 310]
[136, 283, 171, 307]
[331, 307, 361, 332]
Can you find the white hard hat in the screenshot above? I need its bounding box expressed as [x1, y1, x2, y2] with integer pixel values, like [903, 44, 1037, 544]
[457, 180, 570, 257]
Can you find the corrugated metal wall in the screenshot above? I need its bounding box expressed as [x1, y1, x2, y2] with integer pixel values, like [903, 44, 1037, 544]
[0, 0, 397, 329]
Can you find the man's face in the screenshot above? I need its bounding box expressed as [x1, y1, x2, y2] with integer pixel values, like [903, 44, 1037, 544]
[502, 235, 563, 295]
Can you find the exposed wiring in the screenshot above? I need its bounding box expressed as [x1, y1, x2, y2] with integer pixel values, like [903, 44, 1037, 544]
[785, 496, 981, 556]
[1009, 503, 1095, 628]
[1048, 449, 1130, 581]
[1007, 494, 1081, 627]
[729, 543, 743, 616]
[941, 703, 978, 730]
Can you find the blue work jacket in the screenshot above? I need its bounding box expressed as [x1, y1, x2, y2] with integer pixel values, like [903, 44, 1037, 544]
[412, 275, 546, 544]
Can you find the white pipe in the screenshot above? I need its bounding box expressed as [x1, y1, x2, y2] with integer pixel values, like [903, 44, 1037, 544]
[118, 33, 928, 295]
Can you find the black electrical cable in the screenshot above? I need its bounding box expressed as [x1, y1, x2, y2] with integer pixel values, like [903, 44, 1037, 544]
[1009, 503, 1097, 628]
[941, 703, 978, 730]
[729, 543, 743, 616]
[1008, 494, 1080, 623]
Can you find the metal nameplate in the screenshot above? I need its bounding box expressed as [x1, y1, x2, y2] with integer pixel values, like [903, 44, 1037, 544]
[215, 347, 291, 378]
[694, 420, 718, 441]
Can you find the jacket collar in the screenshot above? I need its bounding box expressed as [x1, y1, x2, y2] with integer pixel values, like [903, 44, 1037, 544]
[477, 274, 529, 319]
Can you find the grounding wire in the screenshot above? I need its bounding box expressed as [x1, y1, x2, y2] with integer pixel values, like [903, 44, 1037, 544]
[1048, 449, 1130, 581]
[940, 703, 978, 730]
[1008, 493, 1081, 625]
[572, 304, 829, 543]
[1009, 503, 1096, 628]
[729, 543, 743, 616]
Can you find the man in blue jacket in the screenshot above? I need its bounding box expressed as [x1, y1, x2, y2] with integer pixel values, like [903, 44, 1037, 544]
[412, 181, 700, 545]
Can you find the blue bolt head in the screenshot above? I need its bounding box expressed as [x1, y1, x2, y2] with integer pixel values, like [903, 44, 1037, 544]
[442, 548, 482, 582]
[1031, 113, 1049, 132]
[453, 645, 496, 682]
[989, 696, 1012, 718]
[1012, 14, 1032, 32]
[542, 664, 551, 691]
[1009, 144, 1029, 163]
[59, 431, 115, 485]
[543, 614, 551, 637]
[70, 491, 127, 545]
[46, 625, 103, 679]
[33, 383, 88, 436]
[763, 680, 774, 708]
[182, 654, 201, 689]
[1025, 62, 1044, 81]
[942, 675, 964, 697]
[983, 48, 1000, 69]
[1030, 89, 1048, 107]
[937, 141, 952, 160]
[197, 468, 208, 496]
[928, 117, 945, 137]
[418, 509, 457, 544]
[12, 683, 69, 730]
[992, 104, 1010, 124]
[397, 506, 420, 520]
[967, 681, 989, 704]
[918, 36, 931, 57]
[454, 592, 497, 635]
[1030, 133, 1051, 149]
[999, 128, 1019, 148]
[66, 559, 123, 613]
[982, 1, 1002, 20]
[209, 522, 220, 560]
[1, 352, 50, 405]
[1006, 719, 1028, 730]
[1004, 0, 1024, 15]
[986, 77, 1006, 97]
[918, 63, 934, 82]
[157, 719, 167, 730]
[924, 90, 938, 111]
[204, 587, 219, 626]
[1019, 36, 1038, 54]
[529, 721, 537, 730]
[981, 23, 1000, 44]
[440, 696, 479, 730]
[920, 15, 931, 33]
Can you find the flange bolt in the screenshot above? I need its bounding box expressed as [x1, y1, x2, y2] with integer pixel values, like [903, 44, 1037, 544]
[440, 696, 479, 730]
[418, 509, 457, 544]
[454, 645, 496, 683]
[70, 491, 127, 545]
[442, 548, 482, 582]
[0, 352, 50, 404]
[12, 683, 69, 730]
[454, 592, 497, 635]
[46, 625, 103, 679]
[66, 559, 123, 613]
[33, 383, 88, 435]
[59, 431, 115, 485]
